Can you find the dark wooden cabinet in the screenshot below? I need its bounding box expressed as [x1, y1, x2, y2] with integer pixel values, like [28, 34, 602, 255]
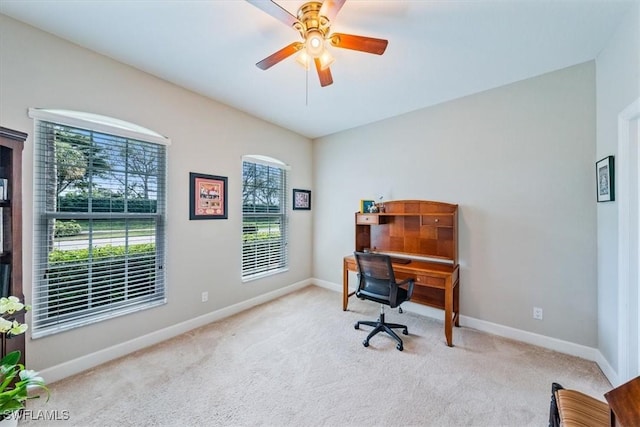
[0, 127, 26, 362]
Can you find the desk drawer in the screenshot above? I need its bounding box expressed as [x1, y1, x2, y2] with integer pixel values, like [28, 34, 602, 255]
[415, 274, 445, 288]
[395, 272, 445, 289]
[421, 215, 453, 227]
[395, 271, 415, 282]
[356, 214, 379, 225]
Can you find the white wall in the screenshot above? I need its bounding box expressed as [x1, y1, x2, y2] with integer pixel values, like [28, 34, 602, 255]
[0, 15, 313, 371]
[313, 62, 598, 347]
[595, 2, 640, 377]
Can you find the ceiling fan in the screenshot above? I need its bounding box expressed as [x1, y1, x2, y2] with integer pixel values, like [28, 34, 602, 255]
[246, 0, 388, 87]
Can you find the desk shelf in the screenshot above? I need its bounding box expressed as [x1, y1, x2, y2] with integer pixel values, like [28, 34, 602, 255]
[355, 200, 458, 265]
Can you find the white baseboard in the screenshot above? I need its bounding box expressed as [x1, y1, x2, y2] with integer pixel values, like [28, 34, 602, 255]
[459, 315, 597, 359]
[311, 278, 342, 293]
[594, 351, 619, 386]
[40, 277, 619, 387]
[40, 279, 312, 383]
[312, 279, 619, 385]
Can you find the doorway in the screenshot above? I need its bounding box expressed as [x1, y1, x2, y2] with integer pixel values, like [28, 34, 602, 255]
[618, 97, 640, 382]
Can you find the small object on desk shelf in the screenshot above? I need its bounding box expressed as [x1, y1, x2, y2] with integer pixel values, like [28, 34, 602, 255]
[360, 200, 375, 214]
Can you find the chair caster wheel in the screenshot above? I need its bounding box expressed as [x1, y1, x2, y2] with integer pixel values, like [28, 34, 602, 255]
[396, 343, 403, 351]
[402, 329, 408, 335]
[363, 340, 369, 347]
[354, 323, 359, 330]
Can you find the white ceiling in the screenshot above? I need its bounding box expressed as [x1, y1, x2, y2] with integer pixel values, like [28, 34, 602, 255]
[0, 0, 636, 139]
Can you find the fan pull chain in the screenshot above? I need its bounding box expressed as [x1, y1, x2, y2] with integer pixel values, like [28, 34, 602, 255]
[305, 67, 309, 107]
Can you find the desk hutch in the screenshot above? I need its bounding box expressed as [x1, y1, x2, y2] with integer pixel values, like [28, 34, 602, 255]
[343, 200, 460, 346]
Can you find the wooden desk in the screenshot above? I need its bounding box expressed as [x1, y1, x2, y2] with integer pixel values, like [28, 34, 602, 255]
[605, 376, 640, 426]
[343, 255, 460, 346]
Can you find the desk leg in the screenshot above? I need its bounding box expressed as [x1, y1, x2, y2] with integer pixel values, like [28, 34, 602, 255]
[444, 276, 453, 347]
[342, 258, 349, 311]
[454, 278, 460, 327]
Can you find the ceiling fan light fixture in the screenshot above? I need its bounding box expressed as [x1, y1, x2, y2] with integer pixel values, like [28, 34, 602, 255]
[295, 50, 312, 70]
[318, 48, 335, 70]
[305, 30, 325, 57]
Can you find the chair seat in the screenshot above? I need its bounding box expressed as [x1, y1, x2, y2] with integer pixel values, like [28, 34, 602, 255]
[357, 286, 409, 306]
[556, 389, 609, 427]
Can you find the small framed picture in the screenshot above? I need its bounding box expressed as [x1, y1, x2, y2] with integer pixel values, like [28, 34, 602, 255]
[293, 189, 311, 210]
[190, 172, 228, 219]
[596, 156, 615, 202]
[360, 199, 376, 213]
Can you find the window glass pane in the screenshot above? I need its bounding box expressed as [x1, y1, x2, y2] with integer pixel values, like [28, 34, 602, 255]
[241, 157, 288, 279]
[52, 218, 156, 250]
[32, 119, 167, 337]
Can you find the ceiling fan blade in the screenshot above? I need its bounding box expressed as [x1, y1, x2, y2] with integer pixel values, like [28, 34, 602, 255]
[319, 0, 347, 22]
[256, 42, 304, 70]
[245, 0, 300, 28]
[314, 58, 333, 87]
[329, 33, 388, 55]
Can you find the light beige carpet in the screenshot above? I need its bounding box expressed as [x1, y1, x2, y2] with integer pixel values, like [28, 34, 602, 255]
[23, 285, 611, 426]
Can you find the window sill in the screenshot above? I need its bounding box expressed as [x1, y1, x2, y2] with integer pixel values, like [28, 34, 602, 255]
[242, 267, 289, 283]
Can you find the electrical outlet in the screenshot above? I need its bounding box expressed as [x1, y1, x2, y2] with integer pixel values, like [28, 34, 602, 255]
[201, 291, 208, 303]
[533, 307, 543, 320]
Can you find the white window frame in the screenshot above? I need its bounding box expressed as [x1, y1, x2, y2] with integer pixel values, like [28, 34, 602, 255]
[28, 108, 170, 338]
[241, 155, 290, 281]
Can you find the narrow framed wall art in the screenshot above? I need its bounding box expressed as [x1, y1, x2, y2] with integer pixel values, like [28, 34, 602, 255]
[596, 156, 615, 202]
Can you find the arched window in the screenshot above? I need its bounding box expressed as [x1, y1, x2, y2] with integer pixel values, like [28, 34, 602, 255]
[29, 109, 169, 337]
[241, 155, 289, 280]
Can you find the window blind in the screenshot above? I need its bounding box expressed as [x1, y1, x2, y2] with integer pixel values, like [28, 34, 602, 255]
[242, 156, 289, 280]
[30, 111, 168, 338]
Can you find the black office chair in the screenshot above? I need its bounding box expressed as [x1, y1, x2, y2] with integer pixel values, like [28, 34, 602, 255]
[353, 251, 414, 351]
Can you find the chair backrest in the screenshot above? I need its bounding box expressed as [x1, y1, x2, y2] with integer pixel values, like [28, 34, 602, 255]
[354, 251, 398, 305]
[354, 252, 395, 285]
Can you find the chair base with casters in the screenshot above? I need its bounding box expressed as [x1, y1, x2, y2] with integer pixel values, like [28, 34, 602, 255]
[355, 304, 408, 351]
